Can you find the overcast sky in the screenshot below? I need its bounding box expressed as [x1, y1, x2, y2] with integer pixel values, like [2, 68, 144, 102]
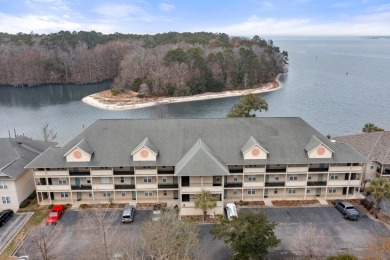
[1, 0, 390, 36]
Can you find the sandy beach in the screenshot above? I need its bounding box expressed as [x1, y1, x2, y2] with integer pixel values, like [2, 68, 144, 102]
[82, 74, 283, 111]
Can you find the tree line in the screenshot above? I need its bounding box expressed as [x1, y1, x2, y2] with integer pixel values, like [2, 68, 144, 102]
[0, 31, 288, 97]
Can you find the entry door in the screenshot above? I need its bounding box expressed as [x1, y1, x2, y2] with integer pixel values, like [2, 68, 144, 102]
[77, 192, 82, 201]
[316, 188, 321, 196]
[265, 175, 269, 182]
[173, 177, 178, 184]
[264, 189, 268, 198]
[132, 191, 136, 200]
[173, 190, 179, 199]
[318, 174, 323, 181]
[50, 192, 54, 200]
[75, 178, 80, 186]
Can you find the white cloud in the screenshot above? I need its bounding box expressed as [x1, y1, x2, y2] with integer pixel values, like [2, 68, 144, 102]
[0, 12, 81, 33]
[159, 3, 175, 12]
[204, 14, 390, 36]
[92, 3, 158, 22]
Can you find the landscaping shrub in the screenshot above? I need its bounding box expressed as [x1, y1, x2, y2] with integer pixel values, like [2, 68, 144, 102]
[27, 190, 37, 200]
[111, 89, 121, 96]
[19, 199, 31, 208]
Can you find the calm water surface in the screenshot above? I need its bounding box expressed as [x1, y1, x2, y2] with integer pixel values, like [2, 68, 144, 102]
[0, 37, 389, 145]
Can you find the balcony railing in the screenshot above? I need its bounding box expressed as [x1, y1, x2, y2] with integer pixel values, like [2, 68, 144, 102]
[71, 185, 92, 190]
[113, 171, 134, 175]
[229, 169, 243, 174]
[307, 181, 327, 186]
[157, 171, 174, 175]
[115, 184, 135, 189]
[308, 168, 329, 172]
[266, 168, 287, 173]
[224, 183, 243, 188]
[265, 182, 285, 187]
[158, 184, 179, 189]
[69, 172, 90, 176]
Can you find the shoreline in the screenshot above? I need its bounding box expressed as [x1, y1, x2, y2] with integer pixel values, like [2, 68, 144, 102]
[82, 74, 284, 111]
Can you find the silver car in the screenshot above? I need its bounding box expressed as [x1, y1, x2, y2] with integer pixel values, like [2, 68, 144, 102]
[121, 205, 135, 223]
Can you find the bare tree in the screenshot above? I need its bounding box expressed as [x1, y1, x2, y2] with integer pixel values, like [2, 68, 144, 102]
[42, 123, 57, 142]
[364, 235, 390, 260]
[79, 204, 121, 260]
[290, 224, 334, 259]
[29, 224, 64, 260]
[141, 210, 203, 260]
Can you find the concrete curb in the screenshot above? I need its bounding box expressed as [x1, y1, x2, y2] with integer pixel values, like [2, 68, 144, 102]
[0, 212, 34, 256]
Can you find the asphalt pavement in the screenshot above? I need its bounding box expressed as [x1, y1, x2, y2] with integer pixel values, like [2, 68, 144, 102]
[0, 212, 32, 253]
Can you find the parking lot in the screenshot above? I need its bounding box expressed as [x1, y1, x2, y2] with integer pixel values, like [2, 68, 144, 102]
[243, 206, 390, 258]
[15, 206, 390, 259]
[0, 212, 32, 253]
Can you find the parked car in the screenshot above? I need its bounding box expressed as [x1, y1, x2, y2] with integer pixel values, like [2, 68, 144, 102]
[0, 209, 14, 227]
[226, 203, 238, 220]
[121, 204, 135, 223]
[334, 200, 360, 220]
[45, 205, 64, 224]
[152, 204, 162, 221]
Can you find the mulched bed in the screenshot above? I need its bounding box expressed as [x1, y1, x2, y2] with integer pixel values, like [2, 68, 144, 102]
[271, 200, 319, 206]
[234, 201, 265, 206]
[181, 214, 223, 223]
[79, 203, 127, 209]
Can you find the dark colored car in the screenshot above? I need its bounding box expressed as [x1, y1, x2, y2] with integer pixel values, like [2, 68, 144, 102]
[0, 209, 14, 227]
[335, 200, 360, 220]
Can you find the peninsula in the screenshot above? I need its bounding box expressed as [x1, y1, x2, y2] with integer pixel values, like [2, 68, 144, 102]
[82, 75, 282, 110]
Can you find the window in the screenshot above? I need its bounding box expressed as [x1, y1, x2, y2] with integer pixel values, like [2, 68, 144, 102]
[248, 175, 256, 181]
[59, 178, 67, 185]
[145, 191, 153, 197]
[163, 190, 167, 196]
[144, 177, 152, 183]
[121, 192, 126, 197]
[307, 176, 312, 180]
[143, 166, 151, 169]
[2, 196, 10, 204]
[233, 189, 237, 195]
[120, 177, 125, 183]
[288, 188, 296, 194]
[88, 193, 93, 198]
[162, 177, 167, 183]
[274, 189, 278, 194]
[247, 189, 256, 195]
[330, 174, 338, 180]
[216, 177, 220, 182]
[233, 175, 238, 182]
[275, 176, 279, 181]
[60, 192, 69, 198]
[87, 178, 91, 184]
[289, 175, 298, 181]
[328, 188, 337, 193]
[101, 177, 110, 184]
[307, 189, 311, 194]
[103, 191, 111, 197]
[0, 182, 8, 189]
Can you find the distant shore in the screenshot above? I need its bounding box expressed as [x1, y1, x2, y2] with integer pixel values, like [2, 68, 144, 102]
[82, 74, 283, 111]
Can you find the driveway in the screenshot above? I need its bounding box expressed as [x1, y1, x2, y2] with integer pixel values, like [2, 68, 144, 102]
[0, 212, 32, 253]
[15, 206, 390, 259]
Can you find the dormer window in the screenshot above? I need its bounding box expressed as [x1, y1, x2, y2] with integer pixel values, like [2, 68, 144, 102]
[241, 136, 268, 160]
[305, 135, 334, 159]
[131, 138, 158, 162]
[64, 139, 94, 162]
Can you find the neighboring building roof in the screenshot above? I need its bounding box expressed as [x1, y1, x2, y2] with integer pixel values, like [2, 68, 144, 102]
[175, 139, 229, 176]
[241, 136, 269, 154]
[304, 135, 334, 153]
[131, 137, 158, 155]
[64, 138, 94, 156]
[26, 118, 368, 169]
[334, 131, 390, 164]
[0, 136, 56, 179]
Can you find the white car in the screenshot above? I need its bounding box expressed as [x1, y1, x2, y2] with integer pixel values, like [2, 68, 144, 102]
[226, 203, 238, 219]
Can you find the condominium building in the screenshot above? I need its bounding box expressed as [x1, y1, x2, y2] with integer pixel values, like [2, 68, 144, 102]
[0, 136, 55, 211]
[335, 131, 390, 180]
[27, 118, 367, 216]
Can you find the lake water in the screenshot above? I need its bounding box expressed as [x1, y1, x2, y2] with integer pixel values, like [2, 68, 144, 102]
[0, 37, 389, 145]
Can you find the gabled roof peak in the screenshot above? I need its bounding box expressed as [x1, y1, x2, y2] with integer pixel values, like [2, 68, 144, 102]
[131, 137, 158, 155]
[305, 135, 334, 153]
[175, 138, 229, 176]
[64, 138, 94, 157]
[241, 136, 269, 154]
